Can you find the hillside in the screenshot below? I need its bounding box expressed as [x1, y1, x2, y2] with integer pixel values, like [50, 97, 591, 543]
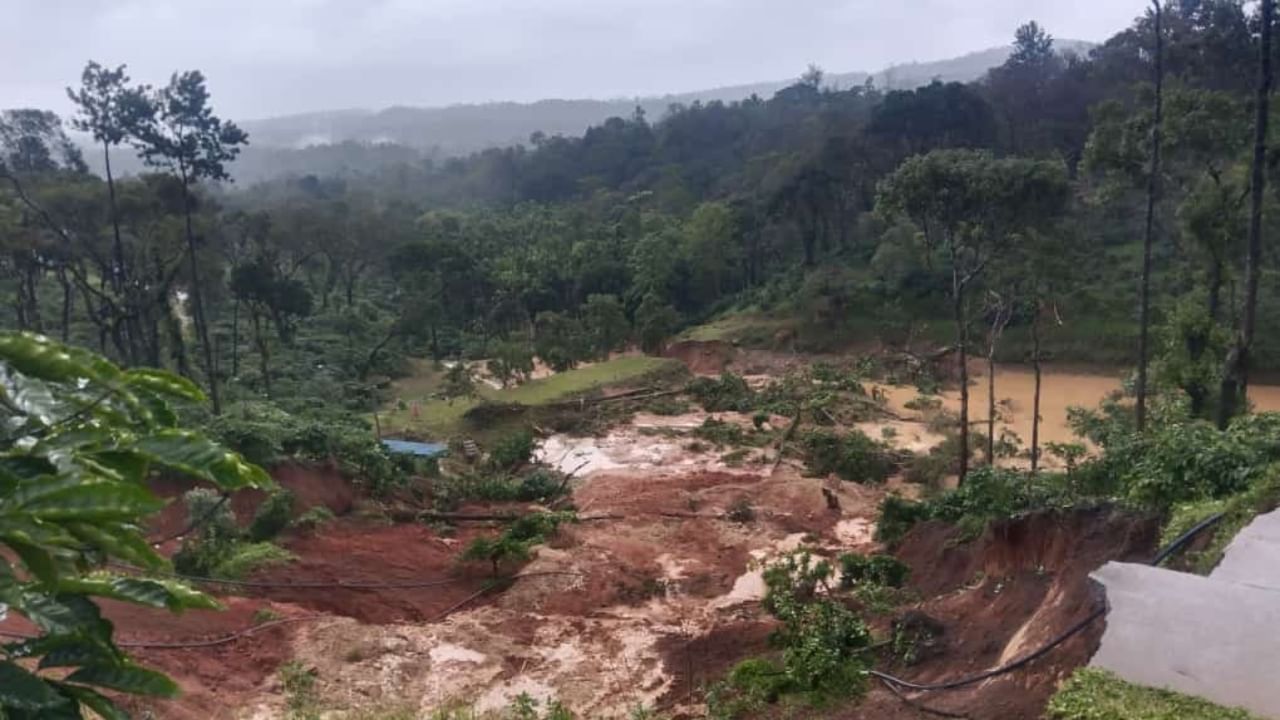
[240, 41, 1093, 152]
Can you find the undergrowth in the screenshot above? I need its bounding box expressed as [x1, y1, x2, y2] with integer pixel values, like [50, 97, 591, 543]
[461, 511, 574, 575]
[1047, 668, 1261, 719]
[707, 549, 906, 718]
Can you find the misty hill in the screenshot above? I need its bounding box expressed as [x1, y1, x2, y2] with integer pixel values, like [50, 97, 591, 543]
[238, 40, 1094, 155]
[88, 40, 1093, 183]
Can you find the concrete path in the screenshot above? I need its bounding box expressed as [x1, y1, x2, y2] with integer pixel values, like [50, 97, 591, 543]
[1091, 509, 1280, 718]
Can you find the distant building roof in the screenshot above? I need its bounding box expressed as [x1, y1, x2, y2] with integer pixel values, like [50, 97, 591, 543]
[381, 439, 448, 457]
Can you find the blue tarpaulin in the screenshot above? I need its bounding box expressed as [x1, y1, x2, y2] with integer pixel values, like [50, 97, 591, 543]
[381, 439, 448, 457]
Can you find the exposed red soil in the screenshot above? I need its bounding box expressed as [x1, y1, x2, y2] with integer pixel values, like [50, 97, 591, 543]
[664, 340, 736, 375]
[656, 620, 778, 707]
[148, 460, 356, 545]
[246, 517, 493, 624]
[848, 506, 1160, 720]
[105, 597, 309, 720]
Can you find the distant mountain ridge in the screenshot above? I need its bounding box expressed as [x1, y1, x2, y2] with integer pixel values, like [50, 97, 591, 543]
[238, 40, 1094, 156]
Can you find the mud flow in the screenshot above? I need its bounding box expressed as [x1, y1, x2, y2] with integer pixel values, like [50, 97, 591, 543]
[1, 348, 1208, 719]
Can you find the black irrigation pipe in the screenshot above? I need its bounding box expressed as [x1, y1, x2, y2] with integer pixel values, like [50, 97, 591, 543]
[0, 615, 329, 650]
[107, 562, 466, 590]
[0, 572, 583, 649]
[870, 512, 1226, 697]
[108, 563, 582, 591]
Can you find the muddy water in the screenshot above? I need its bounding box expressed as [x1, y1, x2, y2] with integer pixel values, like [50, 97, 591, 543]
[894, 364, 1280, 449]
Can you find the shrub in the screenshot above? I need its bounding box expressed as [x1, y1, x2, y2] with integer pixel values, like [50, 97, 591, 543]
[801, 429, 894, 483]
[694, 417, 761, 447]
[214, 542, 296, 579]
[689, 372, 756, 412]
[903, 449, 952, 486]
[249, 489, 296, 542]
[838, 553, 910, 590]
[461, 512, 570, 575]
[293, 505, 336, 532]
[172, 488, 241, 576]
[875, 467, 1087, 546]
[875, 494, 934, 546]
[489, 428, 536, 471]
[706, 549, 875, 713]
[516, 468, 567, 502]
[707, 658, 790, 719]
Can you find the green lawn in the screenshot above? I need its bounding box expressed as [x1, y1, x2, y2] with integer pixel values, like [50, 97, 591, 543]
[379, 355, 682, 439]
[678, 313, 790, 344]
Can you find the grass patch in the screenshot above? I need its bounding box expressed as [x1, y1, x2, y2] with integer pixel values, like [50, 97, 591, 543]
[678, 313, 790, 344]
[1046, 668, 1261, 719]
[381, 356, 682, 438]
[503, 356, 679, 404]
[1160, 465, 1280, 574]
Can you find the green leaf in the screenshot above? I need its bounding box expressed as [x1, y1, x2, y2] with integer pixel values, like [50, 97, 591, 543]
[85, 451, 150, 485]
[125, 368, 205, 403]
[54, 684, 129, 720]
[65, 522, 165, 570]
[28, 634, 119, 669]
[0, 367, 63, 425]
[18, 482, 163, 521]
[6, 538, 57, 586]
[58, 575, 218, 612]
[0, 333, 123, 387]
[0, 661, 68, 710]
[16, 593, 105, 635]
[135, 430, 271, 490]
[66, 663, 179, 698]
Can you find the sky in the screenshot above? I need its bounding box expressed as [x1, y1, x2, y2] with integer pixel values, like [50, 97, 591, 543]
[4, 0, 1150, 122]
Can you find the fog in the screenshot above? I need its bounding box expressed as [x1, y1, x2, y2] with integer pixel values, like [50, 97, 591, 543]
[3, 0, 1147, 120]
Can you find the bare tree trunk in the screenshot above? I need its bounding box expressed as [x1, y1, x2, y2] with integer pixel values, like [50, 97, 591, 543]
[56, 267, 71, 342]
[1031, 304, 1043, 473]
[1136, 0, 1164, 433]
[951, 251, 971, 484]
[179, 170, 220, 414]
[103, 143, 125, 295]
[1207, 255, 1224, 323]
[982, 296, 1014, 465]
[251, 308, 271, 398]
[23, 261, 42, 333]
[231, 297, 240, 376]
[1218, 0, 1272, 428]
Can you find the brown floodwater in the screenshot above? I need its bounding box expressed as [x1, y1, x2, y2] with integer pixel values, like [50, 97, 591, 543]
[882, 364, 1280, 450]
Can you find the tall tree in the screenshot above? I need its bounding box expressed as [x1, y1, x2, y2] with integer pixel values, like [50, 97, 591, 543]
[66, 62, 152, 305]
[877, 150, 1068, 483]
[134, 70, 248, 414]
[1136, 0, 1165, 433]
[1217, 0, 1273, 427]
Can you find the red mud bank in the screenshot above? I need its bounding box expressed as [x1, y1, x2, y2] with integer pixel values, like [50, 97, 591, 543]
[854, 507, 1160, 720]
[148, 460, 356, 542]
[125, 462, 494, 717]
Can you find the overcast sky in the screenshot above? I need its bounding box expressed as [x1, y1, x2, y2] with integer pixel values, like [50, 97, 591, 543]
[5, 0, 1148, 121]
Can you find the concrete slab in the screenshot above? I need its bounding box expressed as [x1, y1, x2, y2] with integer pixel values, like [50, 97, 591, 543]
[1091, 562, 1280, 718]
[1212, 509, 1280, 588]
